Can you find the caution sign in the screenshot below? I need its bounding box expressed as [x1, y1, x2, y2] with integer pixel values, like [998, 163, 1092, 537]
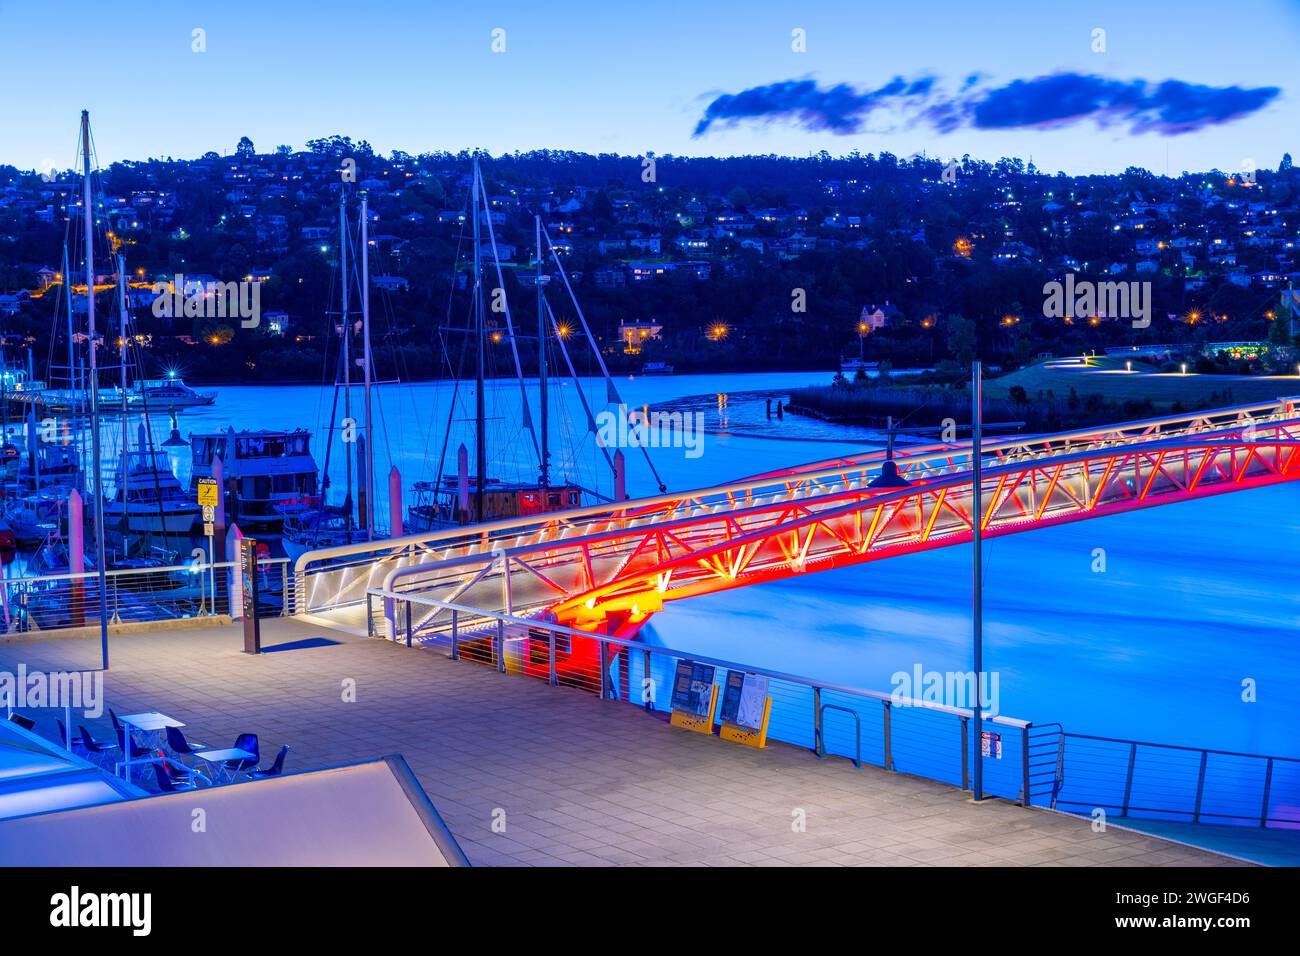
[196, 477, 219, 508]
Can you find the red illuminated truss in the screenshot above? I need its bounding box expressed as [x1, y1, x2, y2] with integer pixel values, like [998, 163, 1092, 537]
[368, 401, 1300, 643]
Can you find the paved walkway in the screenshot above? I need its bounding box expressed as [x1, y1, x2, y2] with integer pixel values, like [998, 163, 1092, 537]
[0, 618, 1244, 867]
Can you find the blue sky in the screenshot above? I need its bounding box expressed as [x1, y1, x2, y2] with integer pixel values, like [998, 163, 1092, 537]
[1, 0, 1295, 174]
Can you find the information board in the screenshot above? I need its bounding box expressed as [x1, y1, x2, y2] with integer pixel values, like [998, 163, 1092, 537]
[670, 660, 716, 717]
[719, 670, 769, 730]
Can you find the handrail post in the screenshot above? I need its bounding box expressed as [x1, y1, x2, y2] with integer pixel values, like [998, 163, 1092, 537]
[1121, 742, 1137, 816]
[642, 649, 653, 712]
[450, 610, 459, 660]
[598, 639, 609, 700]
[495, 618, 506, 673]
[882, 700, 893, 771]
[404, 600, 412, 648]
[365, 592, 374, 638]
[813, 687, 822, 756]
[548, 630, 557, 687]
[960, 716, 969, 791]
[1260, 757, 1274, 828]
[1192, 750, 1208, 824]
[280, 561, 289, 616]
[1020, 723, 1031, 806]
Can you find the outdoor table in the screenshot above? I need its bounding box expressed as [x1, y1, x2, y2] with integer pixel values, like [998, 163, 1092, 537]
[194, 748, 256, 785]
[119, 712, 184, 782]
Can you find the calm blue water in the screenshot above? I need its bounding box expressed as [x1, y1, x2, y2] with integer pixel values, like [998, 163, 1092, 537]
[152, 372, 1299, 761]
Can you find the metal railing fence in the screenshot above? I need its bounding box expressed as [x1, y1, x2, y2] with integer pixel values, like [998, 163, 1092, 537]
[1054, 732, 1300, 829]
[0, 557, 291, 633]
[368, 586, 1038, 805]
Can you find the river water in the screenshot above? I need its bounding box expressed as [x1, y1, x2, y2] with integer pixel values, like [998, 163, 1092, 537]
[153, 371, 1299, 761]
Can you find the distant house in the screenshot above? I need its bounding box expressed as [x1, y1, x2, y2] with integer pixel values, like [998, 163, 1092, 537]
[859, 302, 900, 331]
[618, 321, 662, 354]
[264, 311, 290, 335]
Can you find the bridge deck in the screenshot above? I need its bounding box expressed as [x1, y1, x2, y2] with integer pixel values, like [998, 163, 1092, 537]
[0, 619, 1245, 867]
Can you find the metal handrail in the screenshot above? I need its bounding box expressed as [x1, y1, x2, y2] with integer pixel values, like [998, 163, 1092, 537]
[0, 556, 290, 589]
[1053, 731, 1300, 829]
[816, 701, 862, 769]
[1063, 731, 1300, 765]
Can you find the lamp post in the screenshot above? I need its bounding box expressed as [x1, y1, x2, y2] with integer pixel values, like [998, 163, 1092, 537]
[971, 360, 984, 802]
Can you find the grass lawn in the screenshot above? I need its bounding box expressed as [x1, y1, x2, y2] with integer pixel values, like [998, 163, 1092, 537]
[985, 357, 1300, 409]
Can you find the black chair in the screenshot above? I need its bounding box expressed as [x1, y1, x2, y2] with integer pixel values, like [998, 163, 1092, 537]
[151, 763, 195, 793]
[77, 724, 119, 761]
[222, 733, 259, 775]
[7, 713, 35, 730]
[165, 725, 206, 756]
[248, 745, 288, 780]
[158, 757, 199, 789]
[55, 719, 77, 751]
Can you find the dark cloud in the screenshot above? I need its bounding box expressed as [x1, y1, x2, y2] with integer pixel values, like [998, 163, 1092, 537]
[970, 74, 1279, 133]
[692, 76, 936, 136]
[692, 72, 1280, 138]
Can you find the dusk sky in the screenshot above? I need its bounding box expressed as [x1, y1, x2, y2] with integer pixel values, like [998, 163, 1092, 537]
[1, 0, 1295, 175]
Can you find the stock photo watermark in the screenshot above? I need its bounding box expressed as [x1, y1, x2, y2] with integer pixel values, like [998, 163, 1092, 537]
[594, 404, 705, 459]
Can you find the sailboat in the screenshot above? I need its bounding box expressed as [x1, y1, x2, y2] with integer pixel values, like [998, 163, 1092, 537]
[408, 158, 661, 531]
[100, 257, 200, 542]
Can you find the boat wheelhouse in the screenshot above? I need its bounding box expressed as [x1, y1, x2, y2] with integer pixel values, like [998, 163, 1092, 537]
[103, 450, 200, 536]
[408, 476, 583, 531]
[189, 428, 319, 534]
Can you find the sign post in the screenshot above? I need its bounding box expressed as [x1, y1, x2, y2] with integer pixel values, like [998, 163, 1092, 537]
[240, 536, 261, 654]
[196, 478, 220, 614]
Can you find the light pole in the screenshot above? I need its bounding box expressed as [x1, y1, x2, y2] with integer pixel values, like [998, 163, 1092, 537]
[971, 360, 984, 802]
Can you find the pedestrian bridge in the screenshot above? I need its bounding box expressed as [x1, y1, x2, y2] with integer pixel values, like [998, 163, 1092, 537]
[291, 398, 1300, 641]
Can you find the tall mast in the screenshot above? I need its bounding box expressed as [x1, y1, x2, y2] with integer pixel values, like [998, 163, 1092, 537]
[62, 243, 82, 476]
[117, 254, 130, 536]
[81, 110, 110, 670]
[536, 214, 549, 491]
[339, 193, 353, 529]
[62, 244, 76, 400]
[360, 193, 374, 539]
[472, 157, 486, 520]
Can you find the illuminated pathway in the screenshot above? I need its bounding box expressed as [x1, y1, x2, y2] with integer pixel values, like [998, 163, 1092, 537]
[0, 619, 1245, 867]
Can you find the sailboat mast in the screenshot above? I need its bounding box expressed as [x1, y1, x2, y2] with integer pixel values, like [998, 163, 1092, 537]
[81, 110, 110, 669]
[117, 254, 130, 536]
[360, 193, 373, 539]
[536, 214, 549, 491]
[472, 158, 486, 520]
[339, 193, 353, 528]
[62, 245, 77, 400]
